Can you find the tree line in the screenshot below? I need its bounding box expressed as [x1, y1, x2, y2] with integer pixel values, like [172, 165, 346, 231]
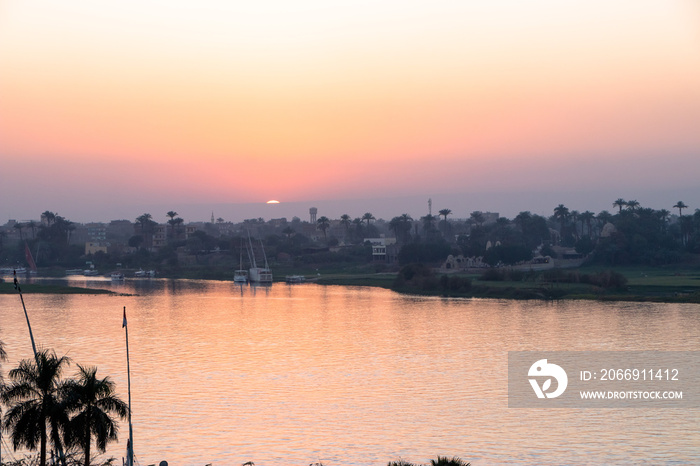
[2, 199, 698, 273]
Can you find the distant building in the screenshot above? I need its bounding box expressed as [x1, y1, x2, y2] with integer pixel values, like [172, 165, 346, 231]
[85, 223, 107, 242]
[107, 220, 134, 242]
[365, 237, 398, 264]
[85, 242, 108, 255]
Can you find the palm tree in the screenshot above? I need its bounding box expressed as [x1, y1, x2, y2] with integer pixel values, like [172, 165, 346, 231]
[316, 216, 331, 240]
[0, 338, 6, 385]
[553, 204, 569, 237]
[421, 214, 437, 236]
[438, 209, 452, 223]
[430, 456, 471, 466]
[27, 220, 38, 239]
[469, 211, 485, 228]
[438, 208, 452, 237]
[579, 211, 595, 238]
[168, 217, 184, 240]
[14, 222, 25, 240]
[361, 212, 375, 226]
[2, 350, 72, 466]
[673, 201, 688, 217]
[658, 209, 671, 232]
[64, 365, 128, 466]
[626, 200, 640, 211]
[41, 211, 56, 226]
[598, 210, 612, 225]
[570, 210, 580, 239]
[135, 213, 156, 250]
[613, 198, 627, 214]
[339, 214, 351, 238]
[166, 211, 178, 240]
[135, 213, 152, 234]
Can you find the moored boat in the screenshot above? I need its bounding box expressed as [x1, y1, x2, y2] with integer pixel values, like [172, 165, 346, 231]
[247, 233, 273, 284]
[234, 238, 248, 283]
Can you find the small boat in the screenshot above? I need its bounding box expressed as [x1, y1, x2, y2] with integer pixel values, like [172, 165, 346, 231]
[285, 275, 305, 284]
[134, 269, 156, 278]
[233, 239, 248, 284]
[234, 269, 248, 284]
[111, 272, 125, 281]
[83, 269, 99, 276]
[66, 268, 83, 275]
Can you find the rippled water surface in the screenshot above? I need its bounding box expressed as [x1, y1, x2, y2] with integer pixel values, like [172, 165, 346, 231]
[1, 278, 699, 465]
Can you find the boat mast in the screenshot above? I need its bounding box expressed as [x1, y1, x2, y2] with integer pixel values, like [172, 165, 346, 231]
[260, 239, 269, 269]
[247, 230, 257, 268]
[13, 271, 38, 360]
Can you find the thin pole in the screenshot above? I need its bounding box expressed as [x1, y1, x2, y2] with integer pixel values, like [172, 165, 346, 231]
[14, 271, 67, 466]
[123, 307, 134, 466]
[13, 270, 38, 359]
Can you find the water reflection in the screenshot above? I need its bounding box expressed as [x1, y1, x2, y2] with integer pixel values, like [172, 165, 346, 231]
[0, 280, 698, 465]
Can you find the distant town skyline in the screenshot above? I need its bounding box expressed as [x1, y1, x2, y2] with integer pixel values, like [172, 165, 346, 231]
[1, 1, 699, 223]
[3, 187, 697, 226]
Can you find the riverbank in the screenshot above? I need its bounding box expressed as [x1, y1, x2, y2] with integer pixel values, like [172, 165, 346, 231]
[0, 281, 115, 295]
[4, 264, 700, 302]
[316, 265, 700, 303]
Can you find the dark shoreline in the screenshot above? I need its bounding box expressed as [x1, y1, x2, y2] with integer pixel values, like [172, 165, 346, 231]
[3, 267, 700, 303]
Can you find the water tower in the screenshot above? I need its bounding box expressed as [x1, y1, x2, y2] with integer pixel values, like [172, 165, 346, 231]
[309, 207, 317, 223]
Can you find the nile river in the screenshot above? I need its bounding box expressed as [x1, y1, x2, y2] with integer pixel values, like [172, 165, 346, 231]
[1, 278, 698, 465]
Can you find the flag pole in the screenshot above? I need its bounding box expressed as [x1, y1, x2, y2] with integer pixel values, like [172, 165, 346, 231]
[123, 306, 134, 466]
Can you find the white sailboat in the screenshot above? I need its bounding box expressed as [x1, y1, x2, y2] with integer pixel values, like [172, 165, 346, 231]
[234, 238, 248, 284]
[247, 232, 272, 284]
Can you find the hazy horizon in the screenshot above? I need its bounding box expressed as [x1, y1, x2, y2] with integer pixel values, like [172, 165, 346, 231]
[4, 186, 698, 226]
[1, 1, 699, 224]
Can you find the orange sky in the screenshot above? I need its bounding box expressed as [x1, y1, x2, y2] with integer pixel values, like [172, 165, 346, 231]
[1, 0, 699, 221]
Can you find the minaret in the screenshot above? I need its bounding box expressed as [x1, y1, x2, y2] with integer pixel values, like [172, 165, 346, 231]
[309, 207, 317, 223]
[211, 211, 215, 223]
[428, 198, 432, 215]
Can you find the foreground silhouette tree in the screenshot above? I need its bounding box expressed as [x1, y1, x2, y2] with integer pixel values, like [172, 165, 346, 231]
[64, 366, 128, 466]
[2, 350, 72, 466]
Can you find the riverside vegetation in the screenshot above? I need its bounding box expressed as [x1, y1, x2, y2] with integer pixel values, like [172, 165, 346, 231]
[2, 199, 700, 301]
